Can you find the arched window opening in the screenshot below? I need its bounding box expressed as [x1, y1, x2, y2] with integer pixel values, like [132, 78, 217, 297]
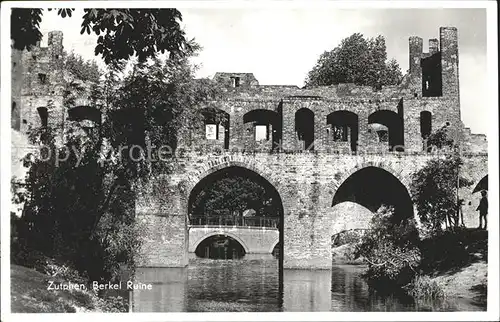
[327, 111, 359, 152]
[295, 108, 314, 151]
[243, 109, 279, 148]
[368, 110, 404, 151]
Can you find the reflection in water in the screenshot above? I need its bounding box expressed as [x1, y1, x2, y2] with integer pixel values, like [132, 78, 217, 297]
[194, 235, 246, 259]
[130, 255, 485, 312]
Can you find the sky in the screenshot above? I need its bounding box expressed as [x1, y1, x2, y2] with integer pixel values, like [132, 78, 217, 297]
[37, 7, 488, 134]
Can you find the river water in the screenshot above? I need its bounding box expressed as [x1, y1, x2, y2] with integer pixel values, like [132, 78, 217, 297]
[129, 254, 484, 312]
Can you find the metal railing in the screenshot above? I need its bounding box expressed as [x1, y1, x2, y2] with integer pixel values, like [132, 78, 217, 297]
[189, 216, 279, 228]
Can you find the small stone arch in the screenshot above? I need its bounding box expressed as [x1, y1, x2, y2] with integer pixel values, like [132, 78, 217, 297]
[368, 109, 404, 150]
[191, 231, 250, 254]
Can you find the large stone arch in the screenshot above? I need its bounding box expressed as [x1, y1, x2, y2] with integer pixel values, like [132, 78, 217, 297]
[329, 162, 416, 235]
[331, 161, 412, 195]
[179, 155, 286, 263]
[180, 156, 285, 202]
[190, 231, 250, 254]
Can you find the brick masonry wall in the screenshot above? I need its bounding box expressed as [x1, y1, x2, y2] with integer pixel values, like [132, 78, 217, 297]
[11, 29, 488, 270]
[137, 152, 487, 269]
[18, 31, 65, 133]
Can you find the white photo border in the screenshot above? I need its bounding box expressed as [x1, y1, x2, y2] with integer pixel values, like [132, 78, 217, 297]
[1, 1, 498, 321]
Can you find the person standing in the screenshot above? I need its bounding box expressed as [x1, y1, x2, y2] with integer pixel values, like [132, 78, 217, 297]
[476, 190, 488, 230]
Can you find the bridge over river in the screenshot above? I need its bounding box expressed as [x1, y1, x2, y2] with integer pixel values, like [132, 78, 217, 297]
[188, 217, 279, 254]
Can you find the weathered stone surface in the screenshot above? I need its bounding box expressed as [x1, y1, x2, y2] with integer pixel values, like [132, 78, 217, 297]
[11, 28, 488, 270]
[137, 152, 487, 269]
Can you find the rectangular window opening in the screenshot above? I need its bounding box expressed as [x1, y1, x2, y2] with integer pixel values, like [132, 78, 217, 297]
[38, 73, 47, 84]
[231, 77, 241, 88]
[255, 125, 268, 141]
[332, 125, 348, 142]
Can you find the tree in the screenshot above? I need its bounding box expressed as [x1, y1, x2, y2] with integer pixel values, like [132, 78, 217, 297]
[410, 154, 473, 234]
[305, 33, 403, 89]
[63, 51, 101, 83]
[10, 8, 194, 66]
[355, 206, 421, 288]
[12, 49, 221, 282]
[411, 125, 473, 233]
[425, 124, 455, 152]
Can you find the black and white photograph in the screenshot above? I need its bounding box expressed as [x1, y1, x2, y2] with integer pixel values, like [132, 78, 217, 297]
[1, 1, 498, 321]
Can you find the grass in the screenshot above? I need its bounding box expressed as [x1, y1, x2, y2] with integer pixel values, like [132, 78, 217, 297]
[411, 227, 488, 308]
[404, 275, 445, 300]
[10, 264, 127, 313]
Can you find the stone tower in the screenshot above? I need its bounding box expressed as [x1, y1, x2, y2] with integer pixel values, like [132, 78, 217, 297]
[12, 30, 66, 138]
[407, 27, 462, 146]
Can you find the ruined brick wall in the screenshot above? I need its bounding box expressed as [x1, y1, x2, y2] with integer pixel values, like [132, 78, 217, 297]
[213, 72, 259, 87]
[462, 128, 488, 154]
[11, 49, 23, 130]
[135, 26, 488, 269]
[191, 27, 484, 155]
[17, 31, 66, 134]
[137, 152, 486, 269]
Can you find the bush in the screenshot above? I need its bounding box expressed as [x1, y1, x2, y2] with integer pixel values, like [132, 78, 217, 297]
[11, 236, 47, 272]
[332, 229, 366, 247]
[410, 152, 473, 234]
[97, 296, 128, 313]
[355, 205, 421, 287]
[404, 275, 445, 300]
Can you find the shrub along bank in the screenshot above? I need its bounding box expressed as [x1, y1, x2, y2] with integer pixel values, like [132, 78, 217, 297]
[351, 206, 487, 305]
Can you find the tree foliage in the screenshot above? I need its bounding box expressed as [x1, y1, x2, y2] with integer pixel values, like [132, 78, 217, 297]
[11, 8, 193, 66]
[12, 50, 220, 282]
[63, 51, 101, 83]
[355, 206, 421, 287]
[410, 154, 473, 234]
[425, 124, 455, 152]
[411, 125, 473, 233]
[191, 175, 281, 221]
[305, 33, 403, 89]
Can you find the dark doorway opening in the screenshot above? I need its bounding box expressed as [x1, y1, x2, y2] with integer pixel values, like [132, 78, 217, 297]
[295, 108, 315, 151]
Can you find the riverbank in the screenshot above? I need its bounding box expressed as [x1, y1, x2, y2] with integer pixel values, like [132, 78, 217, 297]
[10, 264, 126, 313]
[332, 227, 488, 309]
[430, 260, 487, 306]
[420, 228, 488, 306]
